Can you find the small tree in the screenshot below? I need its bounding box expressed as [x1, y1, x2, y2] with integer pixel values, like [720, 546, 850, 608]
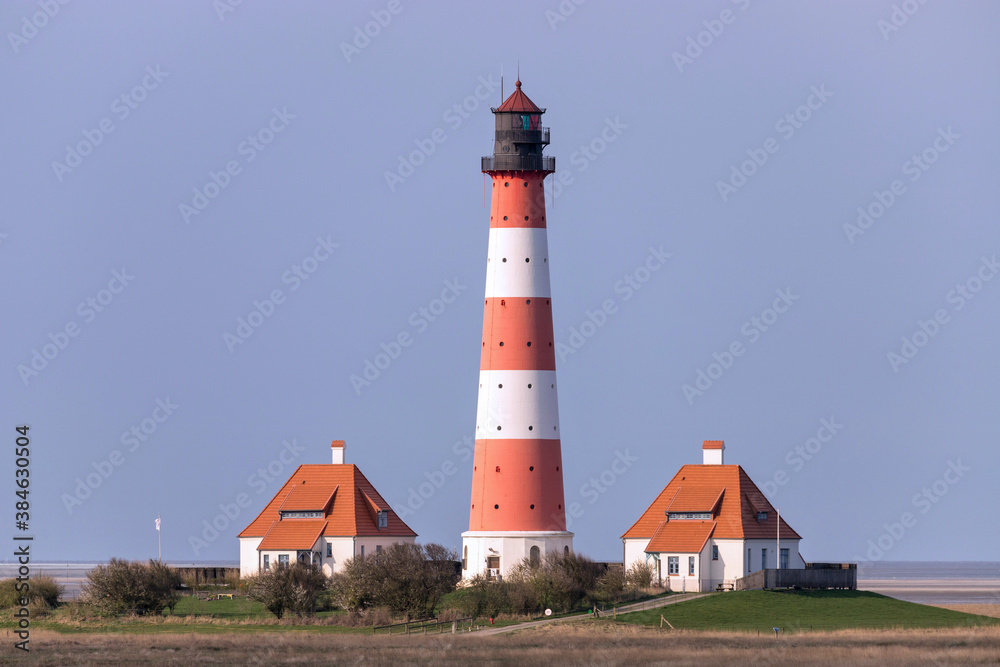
[244, 563, 328, 619]
[625, 561, 654, 589]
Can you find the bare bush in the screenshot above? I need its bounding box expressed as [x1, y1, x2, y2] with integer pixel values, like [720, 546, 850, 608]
[329, 543, 458, 620]
[82, 559, 181, 616]
[243, 563, 328, 619]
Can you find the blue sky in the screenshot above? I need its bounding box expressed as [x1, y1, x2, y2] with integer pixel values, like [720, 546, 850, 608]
[3, 1, 998, 566]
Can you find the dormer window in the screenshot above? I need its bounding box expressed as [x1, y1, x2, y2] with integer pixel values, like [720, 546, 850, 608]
[377, 510, 388, 528]
[280, 510, 323, 519]
[668, 512, 711, 520]
[756, 511, 768, 522]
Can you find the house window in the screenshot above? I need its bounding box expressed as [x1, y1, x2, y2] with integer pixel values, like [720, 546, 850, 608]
[761, 548, 767, 570]
[376, 545, 383, 554]
[530, 546, 540, 566]
[360, 545, 365, 557]
[263, 555, 269, 571]
[667, 557, 679, 575]
[278, 554, 289, 566]
[326, 543, 332, 558]
[463, 546, 468, 571]
[688, 556, 695, 575]
[756, 511, 768, 522]
[747, 548, 751, 572]
[780, 548, 789, 569]
[712, 545, 719, 561]
[280, 510, 323, 519]
[377, 510, 388, 528]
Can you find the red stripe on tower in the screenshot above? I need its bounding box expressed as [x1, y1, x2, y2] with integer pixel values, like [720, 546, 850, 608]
[462, 80, 573, 581]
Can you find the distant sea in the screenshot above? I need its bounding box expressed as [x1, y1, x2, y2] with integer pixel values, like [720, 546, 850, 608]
[0, 560, 239, 600]
[2, 560, 997, 605]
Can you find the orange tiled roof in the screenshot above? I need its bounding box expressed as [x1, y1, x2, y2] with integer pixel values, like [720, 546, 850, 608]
[238, 464, 416, 539]
[702, 440, 724, 449]
[622, 464, 801, 542]
[496, 81, 543, 114]
[257, 519, 327, 551]
[645, 520, 716, 553]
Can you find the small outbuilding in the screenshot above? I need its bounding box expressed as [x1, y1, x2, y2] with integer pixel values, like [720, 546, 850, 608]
[622, 440, 804, 591]
[238, 441, 416, 577]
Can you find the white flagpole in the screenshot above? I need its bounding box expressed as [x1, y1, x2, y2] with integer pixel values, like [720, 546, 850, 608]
[157, 514, 162, 562]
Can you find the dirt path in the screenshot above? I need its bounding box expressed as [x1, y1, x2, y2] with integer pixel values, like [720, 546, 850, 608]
[472, 592, 711, 636]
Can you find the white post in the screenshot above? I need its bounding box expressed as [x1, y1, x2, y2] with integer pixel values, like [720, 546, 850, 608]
[158, 513, 162, 562]
[776, 507, 780, 569]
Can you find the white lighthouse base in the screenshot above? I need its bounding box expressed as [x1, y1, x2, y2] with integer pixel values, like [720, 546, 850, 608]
[460, 530, 574, 582]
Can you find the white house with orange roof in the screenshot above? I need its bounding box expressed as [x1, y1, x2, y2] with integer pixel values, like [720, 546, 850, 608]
[622, 440, 804, 592]
[238, 441, 416, 577]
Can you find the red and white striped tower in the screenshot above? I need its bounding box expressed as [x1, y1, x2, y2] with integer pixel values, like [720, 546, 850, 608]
[461, 80, 572, 581]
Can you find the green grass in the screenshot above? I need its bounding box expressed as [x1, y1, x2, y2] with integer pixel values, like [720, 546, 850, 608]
[618, 590, 1000, 632]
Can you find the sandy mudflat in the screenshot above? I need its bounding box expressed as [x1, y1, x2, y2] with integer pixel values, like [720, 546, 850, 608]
[858, 578, 1000, 605]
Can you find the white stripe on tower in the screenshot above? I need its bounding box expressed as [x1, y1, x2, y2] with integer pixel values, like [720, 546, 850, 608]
[484, 228, 552, 298]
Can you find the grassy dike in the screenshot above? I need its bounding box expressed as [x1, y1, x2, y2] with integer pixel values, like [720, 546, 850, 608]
[616, 590, 1000, 632]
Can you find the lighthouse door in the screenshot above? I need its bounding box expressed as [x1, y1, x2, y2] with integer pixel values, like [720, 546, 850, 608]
[486, 556, 500, 581]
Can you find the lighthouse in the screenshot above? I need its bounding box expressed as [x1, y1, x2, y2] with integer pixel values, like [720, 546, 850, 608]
[461, 80, 573, 581]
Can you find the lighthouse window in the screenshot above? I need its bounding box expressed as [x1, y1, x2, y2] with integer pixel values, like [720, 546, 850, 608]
[502, 258, 507, 263]
[528, 426, 533, 431]
[530, 504, 535, 510]
[527, 383, 532, 388]
[525, 258, 530, 263]
[494, 504, 499, 509]
[504, 182, 509, 187]
[524, 216, 529, 221]
[498, 383, 503, 388]
[499, 341, 504, 346]
[526, 342, 531, 347]
[503, 216, 508, 220]
[526, 299, 530, 304]
[497, 426, 502, 431]
[521, 115, 530, 130]
[529, 466, 534, 471]
[523, 182, 528, 187]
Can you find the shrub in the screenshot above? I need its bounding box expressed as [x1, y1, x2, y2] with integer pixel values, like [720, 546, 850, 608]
[82, 559, 181, 616]
[625, 561, 654, 589]
[244, 563, 328, 619]
[329, 543, 458, 620]
[0, 575, 61, 609]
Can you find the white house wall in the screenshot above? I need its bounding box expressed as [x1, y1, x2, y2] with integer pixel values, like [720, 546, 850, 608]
[238, 537, 262, 577]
